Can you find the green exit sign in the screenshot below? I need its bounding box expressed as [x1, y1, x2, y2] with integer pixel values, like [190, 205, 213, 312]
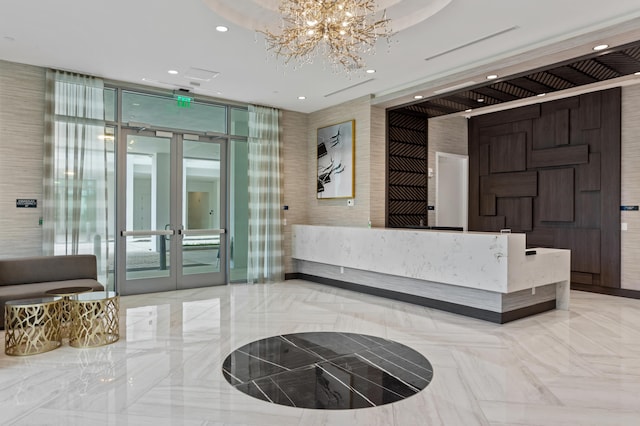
[176, 95, 192, 108]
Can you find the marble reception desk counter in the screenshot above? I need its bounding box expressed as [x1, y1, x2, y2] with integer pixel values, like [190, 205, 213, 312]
[291, 225, 570, 323]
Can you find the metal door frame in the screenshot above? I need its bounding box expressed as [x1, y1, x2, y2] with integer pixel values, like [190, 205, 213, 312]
[116, 127, 227, 295]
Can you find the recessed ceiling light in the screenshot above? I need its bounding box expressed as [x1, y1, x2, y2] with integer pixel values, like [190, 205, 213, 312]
[414, 95, 424, 100]
[486, 74, 498, 80]
[366, 69, 376, 74]
[216, 26, 229, 32]
[298, 96, 306, 100]
[168, 70, 179, 75]
[593, 44, 609, 51]
[537, 93, 546, 97]
[477, 98, 485, 103]
[465, 109, 472, 112]
[635, 72, 640, 76]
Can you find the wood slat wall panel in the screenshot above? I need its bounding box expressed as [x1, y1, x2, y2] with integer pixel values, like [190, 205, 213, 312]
[387, 111, 427, 227]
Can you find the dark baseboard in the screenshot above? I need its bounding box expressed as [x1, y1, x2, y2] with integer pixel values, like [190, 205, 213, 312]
[285, 272, 301, 280]
[571, 283, 640, 299]
[288, 273, 555, 324]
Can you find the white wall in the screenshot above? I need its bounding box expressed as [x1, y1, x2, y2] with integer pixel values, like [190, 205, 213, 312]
[428, 116, 468, 225]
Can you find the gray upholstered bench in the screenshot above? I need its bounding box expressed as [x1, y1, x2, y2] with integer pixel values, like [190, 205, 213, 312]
[0, 255, 104, 329]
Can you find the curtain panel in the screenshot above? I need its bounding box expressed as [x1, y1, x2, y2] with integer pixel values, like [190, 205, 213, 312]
[43, 70, 110, 283]
[247, 105, 284, 283]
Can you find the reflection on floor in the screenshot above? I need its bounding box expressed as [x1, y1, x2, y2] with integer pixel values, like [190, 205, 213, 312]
[1, 280, 640, 425]
[223, 332, 433, 409]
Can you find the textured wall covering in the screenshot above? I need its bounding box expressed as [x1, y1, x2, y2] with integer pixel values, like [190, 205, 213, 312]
[281, 109, 309, 273]
[0, 60, 45, 258]
[369, 105, 386, 227]
[621, 84, 640, 291]
[307, 96, 373, 227]
[427, 116, 468, 225]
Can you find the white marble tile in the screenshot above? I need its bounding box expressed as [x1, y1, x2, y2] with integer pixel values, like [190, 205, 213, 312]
[0, 282, 639, 425]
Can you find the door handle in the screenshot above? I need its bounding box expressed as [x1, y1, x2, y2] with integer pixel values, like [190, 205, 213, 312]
[121, 230, 175, 237]
[180, 229, 226, 236]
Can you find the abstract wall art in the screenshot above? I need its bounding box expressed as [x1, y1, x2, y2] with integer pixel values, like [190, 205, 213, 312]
[317, 120, 355, 199]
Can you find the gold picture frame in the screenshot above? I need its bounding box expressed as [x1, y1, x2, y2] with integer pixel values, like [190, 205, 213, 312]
[317, 120, 355, 199]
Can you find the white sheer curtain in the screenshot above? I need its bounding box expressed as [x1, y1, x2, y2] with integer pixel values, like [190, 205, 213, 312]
[247, 105, 284, 283]
[43, 70, 110, 283]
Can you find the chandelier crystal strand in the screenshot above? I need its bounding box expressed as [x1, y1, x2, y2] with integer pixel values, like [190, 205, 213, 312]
[261, 0, 392, 73]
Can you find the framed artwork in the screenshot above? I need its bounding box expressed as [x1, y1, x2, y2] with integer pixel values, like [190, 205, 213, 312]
[317, 120, 355, 199]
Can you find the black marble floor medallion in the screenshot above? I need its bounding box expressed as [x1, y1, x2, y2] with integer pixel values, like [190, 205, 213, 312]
[222, 332, 433, 409]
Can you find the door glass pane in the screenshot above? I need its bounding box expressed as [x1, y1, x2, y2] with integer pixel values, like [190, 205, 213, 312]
[182, 140, 221, 275]
[230, 139, 248, 282]
[122, 91, 226, 133]
[125, 135, 172, 280]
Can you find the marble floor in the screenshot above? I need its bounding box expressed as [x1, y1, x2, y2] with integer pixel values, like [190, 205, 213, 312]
[223, 331, 434, 409]
[1, 280, 640, 425]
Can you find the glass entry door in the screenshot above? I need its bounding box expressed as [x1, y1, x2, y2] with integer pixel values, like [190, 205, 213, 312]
[117, 129, 226, 295]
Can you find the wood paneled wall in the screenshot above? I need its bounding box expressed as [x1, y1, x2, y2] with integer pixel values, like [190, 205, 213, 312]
[468, 88, 621, 288]
[387, 110, 428, 228]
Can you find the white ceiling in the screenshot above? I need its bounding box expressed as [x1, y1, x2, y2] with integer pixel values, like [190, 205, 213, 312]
[1, 0, 640, 114]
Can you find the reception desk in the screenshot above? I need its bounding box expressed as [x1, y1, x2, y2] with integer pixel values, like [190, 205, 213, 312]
[290, 225, 570, 323]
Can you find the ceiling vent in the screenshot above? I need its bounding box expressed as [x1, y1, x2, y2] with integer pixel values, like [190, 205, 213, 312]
[185, 67, 220, 81]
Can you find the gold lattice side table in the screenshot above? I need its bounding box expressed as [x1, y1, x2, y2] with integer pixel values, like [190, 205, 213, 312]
[69, 291, 120, 348]
[5, 297, 62, 356]
[45, 286, 93, 338]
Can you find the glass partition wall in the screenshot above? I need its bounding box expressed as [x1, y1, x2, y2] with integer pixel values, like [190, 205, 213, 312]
[93, 86, 249, 295]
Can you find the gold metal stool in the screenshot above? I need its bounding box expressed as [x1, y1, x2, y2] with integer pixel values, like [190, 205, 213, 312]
[4, 297, 62, 356]
[69, 291, 119, 348]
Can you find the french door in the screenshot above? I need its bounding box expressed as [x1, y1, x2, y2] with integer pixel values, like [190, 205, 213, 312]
[117, 128, 227, 295]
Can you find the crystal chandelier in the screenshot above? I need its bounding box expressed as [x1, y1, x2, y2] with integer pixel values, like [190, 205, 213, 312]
[261, 0, 392, 72]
